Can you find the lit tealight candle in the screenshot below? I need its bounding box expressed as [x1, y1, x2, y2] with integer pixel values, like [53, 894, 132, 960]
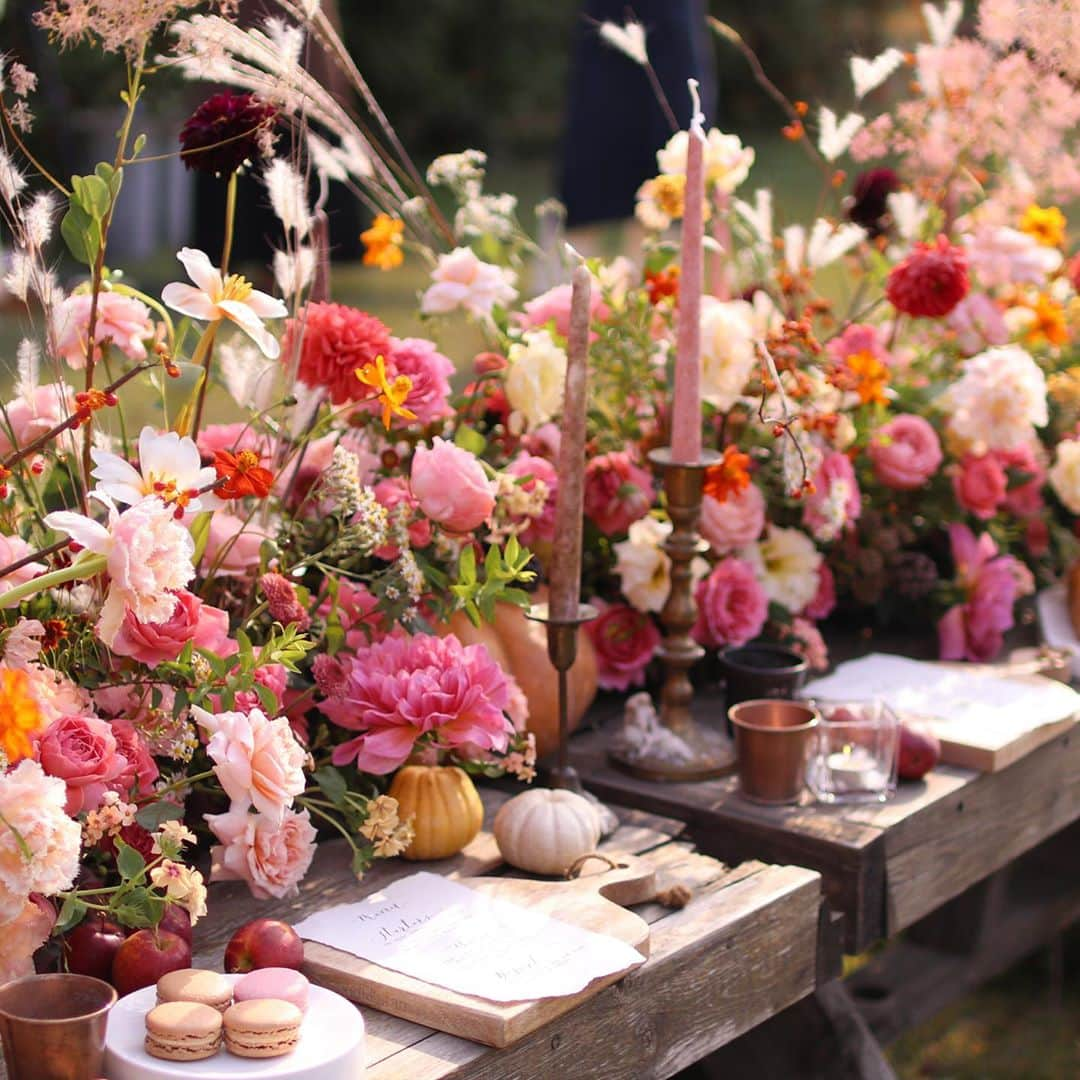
[825, 745, 880, 792]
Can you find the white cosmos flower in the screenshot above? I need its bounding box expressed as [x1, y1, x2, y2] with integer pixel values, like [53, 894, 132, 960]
[91, 426, 219, 517]
[740, 526, 822, 613]
[162, 247, 287, 359]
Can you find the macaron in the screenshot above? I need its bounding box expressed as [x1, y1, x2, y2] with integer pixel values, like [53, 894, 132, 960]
[234, 967, 310, 1013]
[156, 968, 233, 1013]
[145, 1001, 223, 1061]
[223, 998, 303, 1059]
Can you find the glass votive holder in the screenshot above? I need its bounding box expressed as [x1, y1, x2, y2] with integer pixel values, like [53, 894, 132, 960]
[805, 699, 899, 805]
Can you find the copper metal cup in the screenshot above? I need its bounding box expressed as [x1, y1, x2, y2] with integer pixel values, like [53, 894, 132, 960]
[730, 699, 820, 805]
[0, 973, 116, 1080]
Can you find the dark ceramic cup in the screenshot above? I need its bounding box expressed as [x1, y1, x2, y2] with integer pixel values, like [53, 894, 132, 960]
[719, 644, 809, 737]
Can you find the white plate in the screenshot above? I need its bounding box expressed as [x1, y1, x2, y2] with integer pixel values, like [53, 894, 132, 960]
[104, 973, 365, 1080]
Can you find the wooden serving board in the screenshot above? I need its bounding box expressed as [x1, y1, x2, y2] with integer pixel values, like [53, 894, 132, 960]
[302, 853, 656, 1048]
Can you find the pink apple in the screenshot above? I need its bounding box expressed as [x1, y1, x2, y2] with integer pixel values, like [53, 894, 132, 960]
[897, 721, 941, 781]
[112, 929, 191, 996]
[224, 919, 304, 973]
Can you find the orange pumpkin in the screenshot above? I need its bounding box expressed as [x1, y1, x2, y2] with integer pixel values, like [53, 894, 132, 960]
[438, 587, 599, 759]
[388, 764, 484, 861]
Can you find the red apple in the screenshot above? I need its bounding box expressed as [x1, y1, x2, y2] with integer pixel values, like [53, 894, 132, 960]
[64, 915, 127, 983]
[897, 721, 941, 781]
[112, 929, 191, 996]
[158, 903, 192, 945]
[224, 919, 304, 973]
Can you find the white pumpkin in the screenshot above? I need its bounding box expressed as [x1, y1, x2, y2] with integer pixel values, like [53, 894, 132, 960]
[493, 788, 602, 876]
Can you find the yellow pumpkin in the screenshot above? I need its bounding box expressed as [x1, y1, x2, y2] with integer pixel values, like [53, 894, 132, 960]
[439, 587, 599, 759]
[388, 764, 484, 861]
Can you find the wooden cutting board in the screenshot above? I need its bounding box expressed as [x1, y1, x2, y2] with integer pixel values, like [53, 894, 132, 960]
[302, 853, 656, 1048]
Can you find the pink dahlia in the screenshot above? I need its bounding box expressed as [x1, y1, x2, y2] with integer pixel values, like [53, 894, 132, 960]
[584, 452, 655, 537]
[886, 234, 969, 318]
[284, 302, 392, 405]
[379, 337, 455, 425]
[322, 632, 515, 774]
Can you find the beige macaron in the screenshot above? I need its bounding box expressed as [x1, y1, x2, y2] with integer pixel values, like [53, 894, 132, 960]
[145, 1000, 223, 1061]
[223, 998, 303, 1058]
[156, 968, 233, 1013]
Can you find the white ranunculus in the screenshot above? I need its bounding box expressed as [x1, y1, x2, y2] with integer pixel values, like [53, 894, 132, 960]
[1049, 440, 1080, 515]
[504, 330, 567, 431]
[740, 526, 822, 613]
[699, 297, 757, 412]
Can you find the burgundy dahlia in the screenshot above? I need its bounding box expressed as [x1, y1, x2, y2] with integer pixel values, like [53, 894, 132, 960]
[886, 234, 969, 318]
[179, 91, 277, 177]
[848, 168, 900, 236]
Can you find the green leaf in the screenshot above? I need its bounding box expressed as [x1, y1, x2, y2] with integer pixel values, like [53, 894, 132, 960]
[79, 174, 111, 220]
[351, 846, 373, 878]
[112, 888, 165, 930]
[54, 895, 88, 936]
[315, 766, 347, 808]
[61, 203, 101, 266]
[457, 544, 477, 586]
[135, 801, 184, 831]
[453, 425, 486, 456]
[254, 681, 279, 715]
[132, 133, 147, 157]
[115, 839, 146, 882]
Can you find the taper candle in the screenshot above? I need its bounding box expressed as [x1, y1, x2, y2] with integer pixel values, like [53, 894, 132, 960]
[671, 79, 706, 465]
[549, 261, 591, 621]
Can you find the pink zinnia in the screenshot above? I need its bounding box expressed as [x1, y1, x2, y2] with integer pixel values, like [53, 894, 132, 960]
[284, 302, 392, 405]
[886, 235, 969, 318]
[322, 632, 515, 774]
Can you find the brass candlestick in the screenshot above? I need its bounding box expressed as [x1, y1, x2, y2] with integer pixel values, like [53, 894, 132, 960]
[526, 602, 598, 793]
[608, 446, 736, 781]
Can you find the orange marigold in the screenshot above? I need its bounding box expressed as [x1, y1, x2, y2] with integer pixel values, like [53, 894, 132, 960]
[846, 350, 890, 406]
[0, 668, 44, 764]
[213, 449, 274, 500]
[704, 445, 751, 504]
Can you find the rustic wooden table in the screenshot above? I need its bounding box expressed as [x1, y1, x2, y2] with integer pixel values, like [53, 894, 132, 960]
[190, 790, 825, 1080]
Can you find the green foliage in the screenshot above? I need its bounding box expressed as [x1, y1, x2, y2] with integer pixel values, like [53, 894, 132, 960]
[451, 535, 535, 625]
[61, 164, 122, 266]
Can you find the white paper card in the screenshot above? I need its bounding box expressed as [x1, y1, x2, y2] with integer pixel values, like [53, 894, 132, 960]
[293, 872, 645, 1003]
[804, 652, 1080, 740]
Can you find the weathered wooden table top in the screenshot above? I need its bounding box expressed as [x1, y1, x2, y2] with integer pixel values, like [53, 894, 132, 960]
[190, 788, 823, 1080]
[572, 712, 1080, 954]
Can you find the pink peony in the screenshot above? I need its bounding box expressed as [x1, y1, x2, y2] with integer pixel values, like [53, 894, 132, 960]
[584, 602, 660, 691]
[506, 453, 559, 545]
[381, 337, 455, 425]
[518, 283, 609, 342]
[826, 323, 892, 365]
[700, 483, 765, 554]
[692, 558, 768, 648]
[35, 714, 128, 816]
[947, 294, 1009, 356]
[203, 511, 270, 576]
[803, 562, 837, 620]
[953, 454, 1007, 520]
[206, 808, 317, 900]
[0, 534, 46, 596]
[411, 437, 495, 534]
[802, 452, 861, 541]
[109, 719, 159, 798]
[868, 414, 943, 490]
[322, 632, 515, 774]
[0, 895, 55, 984]
[584, 452, 655, 536]
[420, 247, 518, 319]
[0, 383, 75, 457]
[194, 706, 307, 825]
[52, 291, 154, 370]
[111, 589, 234, 667]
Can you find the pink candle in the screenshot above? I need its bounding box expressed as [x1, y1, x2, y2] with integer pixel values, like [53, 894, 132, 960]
[671, 82, 706, 465]
[549, 263, 591, 622]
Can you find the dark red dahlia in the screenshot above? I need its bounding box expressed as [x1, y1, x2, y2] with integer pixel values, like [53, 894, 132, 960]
[848, 168, 900, 237]
[179, 91, 277, 177]
[886, 234, 969, 318]
[282, 302, 392, 405]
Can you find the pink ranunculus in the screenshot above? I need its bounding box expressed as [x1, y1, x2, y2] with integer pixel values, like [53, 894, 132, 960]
[803, 561, 837, 621]
[383, 337, 455, 425]
[206, 808, 317, 900]
[52, 291, 155, 370]
[584, 452, 655, 537]
[410, 437, 495, 535]
[953, 454, 1007, 520]
[700, 483, 765, 554]
[947, 293, 1008, 356]
[110, 589, 234, 667]
[826, 323, 892, 365]
[997, 444, 1045, 518]
[108, 719, 159, 798]
[518, 283, 610, 342]
[0, 895, 56, 984]
[204, 511, 270, 576]
[0, 383, 75, 457]
[373, 477, 431, 559]
[194, 706, 307, 825]
[35, 714, 128, 816]
[506, 453, 559, 545]
[692, 558, 768, 648]
[0, 535, 46, 597]
[802, 452, 861, 541]
[584, 602, 660, 691]
[868, 414, 943, 490]
[322, 632, 514, 774]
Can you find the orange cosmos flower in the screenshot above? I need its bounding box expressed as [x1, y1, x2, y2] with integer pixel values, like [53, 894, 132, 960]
[704, 445, 752, 504]
[355, 354, 417, 429]
[1025, 294, 1068, 346]
[0, 668, 44, 765]
[213, 449, 275, 500]
[361, 214, 405, 271]
[846, 350, 890, 406]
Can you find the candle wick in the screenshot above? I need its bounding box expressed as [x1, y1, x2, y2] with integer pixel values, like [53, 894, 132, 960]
[687, 78, 705, 132]
[563, 241, 586, 266]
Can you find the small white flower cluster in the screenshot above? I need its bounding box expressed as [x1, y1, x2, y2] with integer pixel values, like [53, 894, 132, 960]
[455, 192, 518, 241]
[426, 149, 487, 192]
[320, 445, 365, 517]
[396, 549, 425, 603]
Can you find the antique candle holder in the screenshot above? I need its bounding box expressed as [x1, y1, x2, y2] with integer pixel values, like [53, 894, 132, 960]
[526, 602, 598, 793]
[609, 447, 736, 781]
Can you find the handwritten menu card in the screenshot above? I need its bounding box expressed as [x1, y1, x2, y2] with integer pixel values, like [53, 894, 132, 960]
[293, 872, 646, 1003]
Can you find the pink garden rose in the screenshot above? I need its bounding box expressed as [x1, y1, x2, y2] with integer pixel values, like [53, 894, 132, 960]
[52, 291, 155, 369]
[110, 589, 234, 667]
[109, 719, 159, 798]
[700, 482, 765, 553]
[410, 437, 495, 534]
[518, 283, 610, 342]
[952, 453, 1007, 520]
[36, 714, 129, 815]
[382, 337, 455, 425]
[802, 452, 861, 541]
[803, 562, 837, 621]
[584, 452, 655, 537]
[0, 535, 45, 596]
[868, 414, 943, 490]
[320, 632, 515, 774]
[0, 383, 75, 457]
[584, 602, 661, 691]
[506, 453, 559, 545]
[997, 444, 1045, 518]
[206, 808, 317, 900]
[692, 558, 768, 648]
[194, 706, 307, 825]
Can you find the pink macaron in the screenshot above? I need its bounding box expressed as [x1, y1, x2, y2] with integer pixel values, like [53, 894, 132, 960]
[233, 968, 310, 1014]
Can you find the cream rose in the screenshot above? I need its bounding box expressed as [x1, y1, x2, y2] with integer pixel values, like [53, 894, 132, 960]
[1049, 440, 1080, 514]
[504, 330, 567, 431]
[740, 526, 823, 614]
[699, 298, 757, 412]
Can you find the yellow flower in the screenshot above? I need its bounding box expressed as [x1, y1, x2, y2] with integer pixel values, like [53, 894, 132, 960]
[361, 214, 405, 271]
[0, 668, 44, 765]
[1025, 294, 1069, 346]
[1019, 204, 1066, 248]
[355, 354, 417, 429]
